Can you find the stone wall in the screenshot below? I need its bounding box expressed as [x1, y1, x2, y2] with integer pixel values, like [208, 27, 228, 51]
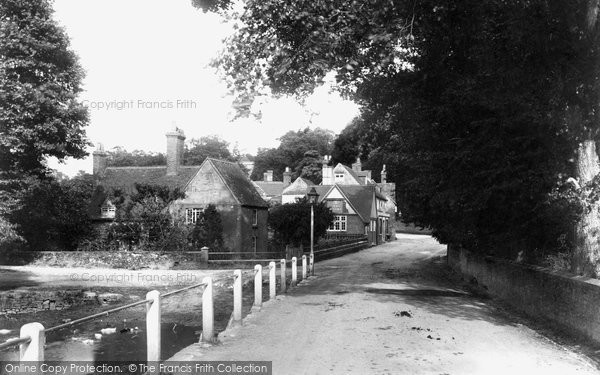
[447, 245, 600, 344]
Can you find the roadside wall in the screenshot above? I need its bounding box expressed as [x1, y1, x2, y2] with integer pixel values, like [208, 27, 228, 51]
[447, 244, 600, 344]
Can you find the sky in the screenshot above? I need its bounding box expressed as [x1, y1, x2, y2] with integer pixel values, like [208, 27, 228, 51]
[47, 0, 359, 176]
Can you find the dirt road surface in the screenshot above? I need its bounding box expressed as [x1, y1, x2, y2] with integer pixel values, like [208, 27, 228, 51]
[168, 234, 600, 375]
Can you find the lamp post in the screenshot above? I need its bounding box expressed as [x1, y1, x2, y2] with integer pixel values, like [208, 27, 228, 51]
[307, 187, 319, 276]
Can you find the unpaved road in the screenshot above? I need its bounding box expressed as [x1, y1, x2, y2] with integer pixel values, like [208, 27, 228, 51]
[169, 234, 600, 375]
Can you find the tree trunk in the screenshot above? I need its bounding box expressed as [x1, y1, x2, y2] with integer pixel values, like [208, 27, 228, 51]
[572, 139, 600, 276]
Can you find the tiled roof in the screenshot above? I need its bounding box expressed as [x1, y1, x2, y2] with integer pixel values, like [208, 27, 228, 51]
[206, 158, 268, 207]
[253, 181, 285, 197]
[91, 159, 268, 219]
[282, 177, 315, 195]
[101, 166, 200, 193]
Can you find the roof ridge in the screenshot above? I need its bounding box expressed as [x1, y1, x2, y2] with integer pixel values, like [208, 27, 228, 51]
[206, 157, 238, 165]
[106, 166, 166, 169]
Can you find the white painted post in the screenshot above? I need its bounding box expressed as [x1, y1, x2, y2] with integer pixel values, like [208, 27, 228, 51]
[302, 255, 307, 280]
[309, 252, 315, 276]
[254, 264, 262, 308]
[146, 290, 161, 362]
[280, 259, 287, 293]
[202, 277, 214, 342]
[19, 322, 45, 361]
[269, 261, 276, 300]
[233, 270, 242, 325]
[291, 257, 297, 286]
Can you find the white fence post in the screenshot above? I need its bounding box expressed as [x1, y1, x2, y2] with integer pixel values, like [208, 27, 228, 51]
[232, 270, 242, 325]
[302, 255, 307, 280]
[291, 257, 297, 286]
[254, 264, 262, 308]
[146, 290, 161, 362]
[19, 322, 45, 361]
[280, 259, 286, 293]
[269, 261, 276, 300]
[202, 277, 214, 342]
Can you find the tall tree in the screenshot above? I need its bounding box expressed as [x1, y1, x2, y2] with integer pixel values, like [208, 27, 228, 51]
[570, 0, 600, 275]
[196, 0, 597, 273]
[0, 0, 89, 177]
[183, 135, 235, 165]
[250, 127, 334, 181]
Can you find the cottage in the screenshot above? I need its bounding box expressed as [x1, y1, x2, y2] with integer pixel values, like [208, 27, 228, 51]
[89, 127, 269, 253]
[281, 155, 397, 244]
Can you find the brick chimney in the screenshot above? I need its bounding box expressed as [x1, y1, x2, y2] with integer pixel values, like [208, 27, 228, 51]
[321, 155, 332, 185]
[283, 167, 292, 187]
[166, 125, 185, 176]
[352, 157, 362, 172]
[263, 170, 274, 182]
[381, 164, 387, 184]
[92, 143, 108, 177]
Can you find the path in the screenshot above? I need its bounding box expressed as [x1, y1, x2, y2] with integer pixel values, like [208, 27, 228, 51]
[168, 234, 599, 375]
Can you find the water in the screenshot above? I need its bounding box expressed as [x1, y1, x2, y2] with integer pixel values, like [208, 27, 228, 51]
[0, 286, 203, 362]
[0, 268, 276, 362]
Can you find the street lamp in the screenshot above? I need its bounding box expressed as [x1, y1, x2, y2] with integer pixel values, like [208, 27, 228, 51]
[307, 187, 319, 276]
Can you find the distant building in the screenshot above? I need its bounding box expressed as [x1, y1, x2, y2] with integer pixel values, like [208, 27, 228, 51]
[282, 155, 397, 244]
[281, 176, 315, 204]
[89, 127, 269, 253]
[252, 167, 292, 204]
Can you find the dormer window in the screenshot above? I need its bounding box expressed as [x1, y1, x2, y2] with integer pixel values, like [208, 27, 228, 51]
[100, 201, 116, 219]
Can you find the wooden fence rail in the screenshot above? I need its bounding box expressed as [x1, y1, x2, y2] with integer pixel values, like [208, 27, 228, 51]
[0, 256, 323, 362]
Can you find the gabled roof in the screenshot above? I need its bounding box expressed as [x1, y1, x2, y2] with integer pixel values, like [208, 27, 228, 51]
[282, 177, 315, 195]
[315, 184, 379, 223]
[338, 164, 362, 184]
[202, 158, 268, 208]
[101, 166, 200, 193]
[253, 181, 285, 197]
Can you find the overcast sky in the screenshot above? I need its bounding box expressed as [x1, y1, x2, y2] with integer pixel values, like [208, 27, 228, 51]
[48, 0, 359, 176]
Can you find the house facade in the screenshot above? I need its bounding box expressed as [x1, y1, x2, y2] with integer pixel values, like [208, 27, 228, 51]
[281, 155, 397, 245]
[89, 127, 269, 253]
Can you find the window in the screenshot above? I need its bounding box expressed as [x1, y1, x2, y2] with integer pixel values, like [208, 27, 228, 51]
[186, 208, 203, 224]
[327, 200, 345, 213]
[100, 204, 116, 218]
[328, 215, 347, 231]
[253, 209, 258, 226]
[334, 173, 344, 182]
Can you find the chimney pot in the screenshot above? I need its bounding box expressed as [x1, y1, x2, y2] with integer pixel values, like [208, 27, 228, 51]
[283, 167, 292, 187]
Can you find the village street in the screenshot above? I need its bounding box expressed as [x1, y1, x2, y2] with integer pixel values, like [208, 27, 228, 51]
[169, 234, 600, 375]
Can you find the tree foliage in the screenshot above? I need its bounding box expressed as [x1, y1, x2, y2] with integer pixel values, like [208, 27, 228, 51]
[197, 0, 600, 264]
[0, 0, 89, 177]
[107, 184, 187, 251]
[250, 127, 334, 182]
[183, 135, 235, 165]
[106, 147, 166, 167]
[268, 198, 334, 246]
[9, 175, 96, 251]
[190, 204, 224, 250]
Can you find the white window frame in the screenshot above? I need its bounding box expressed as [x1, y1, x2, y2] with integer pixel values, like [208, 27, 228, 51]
[328, 215, 347, 231]
[186, 208, 203, 224]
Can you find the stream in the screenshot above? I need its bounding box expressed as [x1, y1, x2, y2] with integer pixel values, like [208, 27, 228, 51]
[0, 268, 266, 362]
